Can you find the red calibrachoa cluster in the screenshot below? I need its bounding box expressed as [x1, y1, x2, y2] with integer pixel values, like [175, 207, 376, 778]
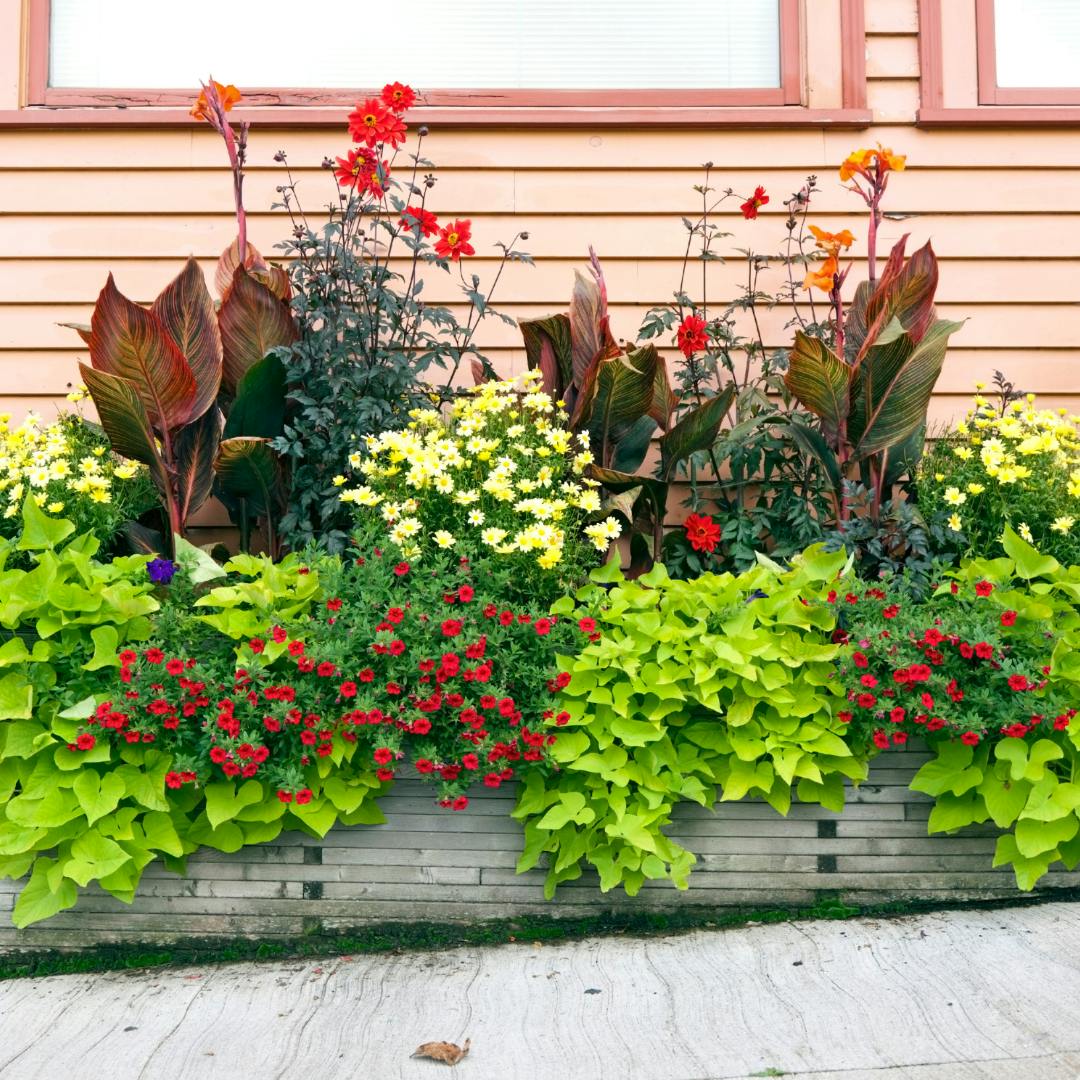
[73, 550, 591, 810]
[832, 579, 1077, 754]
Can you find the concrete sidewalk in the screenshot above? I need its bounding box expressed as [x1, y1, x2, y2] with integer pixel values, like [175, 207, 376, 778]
[1, 903, 1078, 1080]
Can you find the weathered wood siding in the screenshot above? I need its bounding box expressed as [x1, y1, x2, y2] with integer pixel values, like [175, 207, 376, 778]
[1, 750, 1076, 952]
[0, 0, 1077, 431]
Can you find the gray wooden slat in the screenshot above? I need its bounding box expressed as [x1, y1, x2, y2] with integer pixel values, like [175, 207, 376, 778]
[0, 751, 1075, 952]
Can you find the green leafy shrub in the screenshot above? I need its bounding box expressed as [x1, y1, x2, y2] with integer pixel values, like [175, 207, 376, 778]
[514, 548, 868, 897]
[0, 498, 159, 723]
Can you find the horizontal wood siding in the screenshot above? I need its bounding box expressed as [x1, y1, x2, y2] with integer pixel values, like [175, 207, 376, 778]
[0, 0, 1076, 423]
[0, 751, 1077, 952]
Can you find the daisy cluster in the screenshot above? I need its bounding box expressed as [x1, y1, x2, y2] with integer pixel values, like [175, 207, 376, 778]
[339, 372, 620, 572]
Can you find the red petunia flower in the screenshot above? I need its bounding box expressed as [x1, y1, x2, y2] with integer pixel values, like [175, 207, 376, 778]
[145, 648, 165, 664]
[975, 642, 994, 659]
[578, 617, 597, 634]
[1000, 610, 1017, 627]
[381, 82, 416, 113]
[676, 314, 709, 357]
[975, 580, 994, 597]
[882, 605, 899, 619]
[684, 513, 721, 554]
[442, 619, 464, 637]
[399, 205, 439, 237]
[451, 796, 469, 811]
[434, 219, 475, 261]
[458, 585, 475, 603]
[1008, 674, 1030, 691]
[394, 562, 410, 577]
[857, 692, 877, 709]
[853, 651, 869, 669]
[740, 185, 769, 219]
[248, 639, 265, 655]
[295, 788, 313, 805]
[339, 681, 358, 698]
[534, 618, 553, 636]
[327, 598, 343, 612]
[960, 731, 980, 746]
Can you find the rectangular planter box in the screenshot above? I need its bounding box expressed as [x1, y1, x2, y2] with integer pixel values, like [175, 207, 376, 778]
[1, 748, 1077, 953]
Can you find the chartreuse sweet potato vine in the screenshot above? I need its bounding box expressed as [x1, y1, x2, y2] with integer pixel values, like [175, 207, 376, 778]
[0, 514, 384, 929]
[514, 547, 867, 897]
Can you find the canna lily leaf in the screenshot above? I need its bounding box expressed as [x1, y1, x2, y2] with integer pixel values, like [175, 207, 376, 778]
[573, 344, 660, 461]
[218, 267, 298, 393]
[214, 437, 283, 517]
[569, 258, 614, 391]
[174, 406, 223, 524]
[78, 364, 167, 490]
[150, 257, 223, 425]
[847, 318, 963, 460]
[521, 314, 573, 401]
[785, 333, 851, 443]
[658, 383, 736, 479]
[224, 354, 287, 439]
[88, 274, 197, 433]
[215, 237, 269, 301]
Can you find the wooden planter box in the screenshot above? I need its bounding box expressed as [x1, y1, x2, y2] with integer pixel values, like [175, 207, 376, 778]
[2, 747, 1077, 953]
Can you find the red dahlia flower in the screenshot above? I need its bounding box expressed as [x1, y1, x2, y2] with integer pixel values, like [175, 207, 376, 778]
[684, 513, 721, 554]
[676, 314, 709, 357]
[381, 82, 416, 112]
[740, 185, 769, 219]
[399, 205, 439, 237]
[434, 219, 475, 261]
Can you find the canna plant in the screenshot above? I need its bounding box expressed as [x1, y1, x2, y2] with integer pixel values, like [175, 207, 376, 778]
[519, 249, 734, 569]
[784, 146, 963, 529]
[71, 81, 298, 555]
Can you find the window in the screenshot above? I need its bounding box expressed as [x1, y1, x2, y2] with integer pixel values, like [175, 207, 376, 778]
[976, 0, 1080, 105]
[919, 0, 1080, 123]
[38, 0, 798, 107]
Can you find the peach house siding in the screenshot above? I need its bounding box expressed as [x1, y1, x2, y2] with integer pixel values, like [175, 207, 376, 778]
[0, 0, 1077, 433]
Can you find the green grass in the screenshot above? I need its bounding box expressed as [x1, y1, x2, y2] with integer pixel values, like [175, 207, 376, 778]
[2, 888, 1078, 981]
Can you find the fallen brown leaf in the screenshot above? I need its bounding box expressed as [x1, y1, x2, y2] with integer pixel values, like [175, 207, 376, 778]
[411, 1039, 471, 1066]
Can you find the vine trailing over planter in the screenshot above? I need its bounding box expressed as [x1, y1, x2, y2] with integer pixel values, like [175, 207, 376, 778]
[514, 547, 867, 897]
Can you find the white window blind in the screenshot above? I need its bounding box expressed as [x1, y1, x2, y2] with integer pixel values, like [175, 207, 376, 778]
[994, 0, 1080, 87]
[48, 0, 782, 91]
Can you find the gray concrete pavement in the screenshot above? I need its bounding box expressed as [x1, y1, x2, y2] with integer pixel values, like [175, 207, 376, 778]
[1, 903, 1078, 1079]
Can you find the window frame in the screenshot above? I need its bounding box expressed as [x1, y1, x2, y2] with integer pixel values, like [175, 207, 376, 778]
[919, 0, 1080, 124]
[10, 0, 872, 128]
[974, 0, 1080, 106]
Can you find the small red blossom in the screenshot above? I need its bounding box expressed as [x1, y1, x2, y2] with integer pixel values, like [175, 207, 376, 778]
[1000, 610, 1017, 627]
[975, 580, 994, 597]
[434, 219, 475, 261]
[740, 185, 769, 219]
[960, 731, 980, 746]
[676, 314, 709, 357]
[381, 81, 416, 112]
[399, 205, 439, 237]
[684, 513, 721, 554]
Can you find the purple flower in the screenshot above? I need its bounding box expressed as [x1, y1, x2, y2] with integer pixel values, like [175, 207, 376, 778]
[147, 558, 178, 585]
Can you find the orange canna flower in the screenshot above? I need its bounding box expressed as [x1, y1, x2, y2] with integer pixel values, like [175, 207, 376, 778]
[804, 254, 839, 292]
[190, 80, 242, 121]
[839, 144, 906, 182]
[808, 224, 855, 255]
